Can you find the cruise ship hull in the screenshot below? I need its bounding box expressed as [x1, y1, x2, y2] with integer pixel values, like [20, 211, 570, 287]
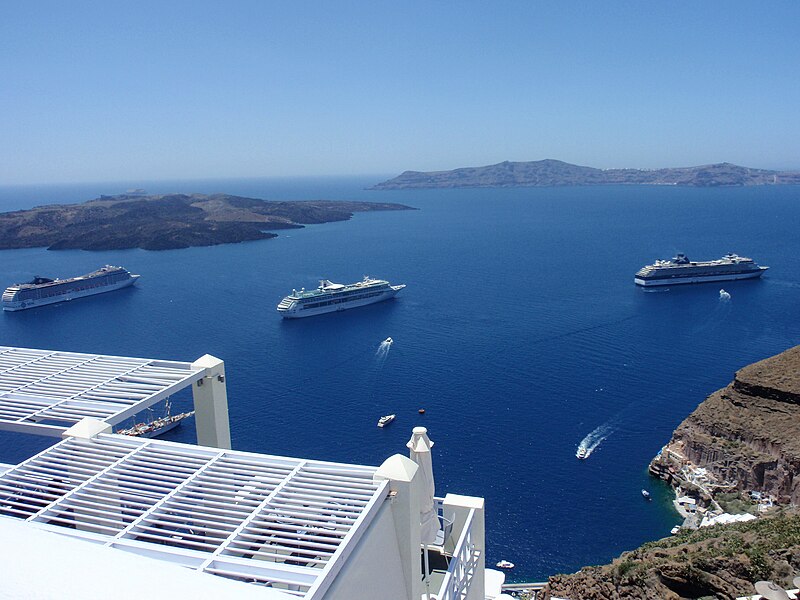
[2, 276, 139, 311]
[635, 269, 766, 287]
[279, 287, 402, 319]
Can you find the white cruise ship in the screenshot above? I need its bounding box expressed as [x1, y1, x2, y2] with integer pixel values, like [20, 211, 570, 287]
[2, 265, 140, 311]
[635, 253, 768, 287]
[277, 276, 405, 318]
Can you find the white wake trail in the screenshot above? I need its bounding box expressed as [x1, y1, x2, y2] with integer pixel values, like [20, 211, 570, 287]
[375, 337, 393, 360]
[576, 422, 615, 459]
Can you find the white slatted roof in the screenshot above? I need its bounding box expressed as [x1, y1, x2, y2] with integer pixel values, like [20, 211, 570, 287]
[0, 347, 204, 436]
[0, 434, 387, 598]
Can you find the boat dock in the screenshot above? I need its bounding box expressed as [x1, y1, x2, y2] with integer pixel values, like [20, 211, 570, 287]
[502, 581, 548, 598]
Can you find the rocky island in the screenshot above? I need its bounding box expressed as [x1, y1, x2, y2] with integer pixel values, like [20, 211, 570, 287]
[0, 193, 414, 251]
[372, 159, 800, 189]
[542, 345, 800, 600]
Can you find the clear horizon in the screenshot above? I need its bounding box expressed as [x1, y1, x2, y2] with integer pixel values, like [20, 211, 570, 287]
[3, 160, 800, 191]
[2, 1, 799, 185]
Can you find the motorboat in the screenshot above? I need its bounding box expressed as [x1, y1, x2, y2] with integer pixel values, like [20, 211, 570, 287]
[576, 447, 588, 460]
[496, 560, 515, 569]
[642, 489, 651, 500]
[377, 414, 396, 428]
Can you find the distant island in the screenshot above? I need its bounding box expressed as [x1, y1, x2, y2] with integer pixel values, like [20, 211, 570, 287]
[0, 193, 414, 251]
[371, 159, 800, 189]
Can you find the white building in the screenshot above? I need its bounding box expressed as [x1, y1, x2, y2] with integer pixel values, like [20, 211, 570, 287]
[0, 346, 501, 600]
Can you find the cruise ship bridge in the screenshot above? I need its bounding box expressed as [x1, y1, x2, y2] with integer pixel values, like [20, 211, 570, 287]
[0, 346, 502, 600]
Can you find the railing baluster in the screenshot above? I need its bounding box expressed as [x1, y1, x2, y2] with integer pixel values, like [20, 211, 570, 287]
[435, 507, 479, 600]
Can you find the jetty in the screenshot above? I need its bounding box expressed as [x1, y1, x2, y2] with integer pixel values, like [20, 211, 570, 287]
[501, 582, 548, 598]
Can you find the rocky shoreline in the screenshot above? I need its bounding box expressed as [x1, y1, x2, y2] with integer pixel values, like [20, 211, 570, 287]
[0, 193, 415, 251]
[649, 346, 800, 507]
[541, 345, 800, 599]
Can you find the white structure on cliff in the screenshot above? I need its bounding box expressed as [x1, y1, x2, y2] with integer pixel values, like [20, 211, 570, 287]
[0, 346, 497, 600]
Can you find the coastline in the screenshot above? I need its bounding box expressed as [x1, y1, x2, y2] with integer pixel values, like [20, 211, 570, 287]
[2, 182, 800, 584]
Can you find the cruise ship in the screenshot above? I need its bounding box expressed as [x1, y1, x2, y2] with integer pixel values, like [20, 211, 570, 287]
[277, 276, 405, 318]
[635, 253, 768, 287]
[2, 265, 140, 311]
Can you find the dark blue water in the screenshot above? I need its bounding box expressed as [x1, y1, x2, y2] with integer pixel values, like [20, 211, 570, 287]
[1, 179, 799, 580]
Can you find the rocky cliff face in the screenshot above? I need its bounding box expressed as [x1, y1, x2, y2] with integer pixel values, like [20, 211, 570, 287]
[542, 346, 800, 599]
[651, 346, 800, 504]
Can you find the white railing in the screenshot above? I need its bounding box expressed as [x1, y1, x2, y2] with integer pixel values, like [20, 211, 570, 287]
[436, 507, 479, 600]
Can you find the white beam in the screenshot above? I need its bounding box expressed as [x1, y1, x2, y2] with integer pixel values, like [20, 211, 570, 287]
[191, 355, 231, 450]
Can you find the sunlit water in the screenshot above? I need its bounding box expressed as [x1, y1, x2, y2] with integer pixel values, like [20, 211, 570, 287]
[1, 179, 799, 580]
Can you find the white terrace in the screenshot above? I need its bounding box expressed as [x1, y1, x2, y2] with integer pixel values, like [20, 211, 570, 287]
[0, 346, 494, 600]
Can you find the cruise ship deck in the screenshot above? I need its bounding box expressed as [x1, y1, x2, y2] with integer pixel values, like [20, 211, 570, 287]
[0, 346, 495, 600]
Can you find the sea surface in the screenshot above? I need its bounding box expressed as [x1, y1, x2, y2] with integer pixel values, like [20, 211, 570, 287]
[1, 178, 799, 581]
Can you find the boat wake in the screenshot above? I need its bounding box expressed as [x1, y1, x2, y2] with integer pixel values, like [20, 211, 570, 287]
[689, 288, 734, 336]
[376, 337, 393, 359]
[576, 422, 615, 459]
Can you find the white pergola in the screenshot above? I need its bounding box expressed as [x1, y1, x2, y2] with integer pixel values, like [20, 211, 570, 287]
[0, 347, 205, 436]
[0, 433, 388, 598]
[0, 346, 394, 597]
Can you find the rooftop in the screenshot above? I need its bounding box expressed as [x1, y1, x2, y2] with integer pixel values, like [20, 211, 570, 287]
[0, 345, 488, 600]
[0, 432, 387, 598]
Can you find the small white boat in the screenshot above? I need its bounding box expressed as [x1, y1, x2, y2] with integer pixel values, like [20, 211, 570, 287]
[384, 337, 393, 344]
[641, 489, 651, 500]
[377, 414, 396, 428]
[576, 447, 588, 460]
[496, 560, 515, 569]
[670, 526, 681, 535]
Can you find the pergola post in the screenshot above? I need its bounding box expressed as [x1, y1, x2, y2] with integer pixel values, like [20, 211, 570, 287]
[374, 454, 422, 600]
[191, 354, 231, 449]
[62, 418, 117, 533]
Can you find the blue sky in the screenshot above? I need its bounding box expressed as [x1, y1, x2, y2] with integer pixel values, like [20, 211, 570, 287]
[1, 2, 799, 184]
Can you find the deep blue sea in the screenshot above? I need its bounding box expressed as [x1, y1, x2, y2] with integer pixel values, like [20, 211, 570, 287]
[1, 178, 799, 581]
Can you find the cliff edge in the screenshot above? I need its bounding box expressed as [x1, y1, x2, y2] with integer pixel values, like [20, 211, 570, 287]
[543, 345, 800, 599]
[650, 345, 800, 505]
[543, 512, 800, 600]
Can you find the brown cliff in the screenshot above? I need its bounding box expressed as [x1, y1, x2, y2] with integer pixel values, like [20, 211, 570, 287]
[651, 346, 800, 504]
[542, 346, 800, 599]
[543, 512, 800, 600]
